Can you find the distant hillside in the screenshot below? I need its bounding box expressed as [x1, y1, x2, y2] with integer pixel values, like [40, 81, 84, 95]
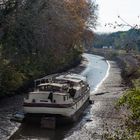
[94, 29, 140, 51]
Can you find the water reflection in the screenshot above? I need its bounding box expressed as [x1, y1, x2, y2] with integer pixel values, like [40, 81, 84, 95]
[10, 111, 88, 140]
[10, 123, 67, 140]
[81, 53, 108, 92]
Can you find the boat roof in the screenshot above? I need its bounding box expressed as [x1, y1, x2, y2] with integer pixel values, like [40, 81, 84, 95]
[34, 73, 86, 82]
[64, 74, 86, 81]
[56, 76, 82, 83]
[38, 83, 67, 87]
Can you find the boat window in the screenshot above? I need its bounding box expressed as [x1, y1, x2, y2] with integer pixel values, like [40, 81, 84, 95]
[38, 85, 61, 92]
[39, 86, 45, 91]
[68, 88, 76, 98]
[63, 96, 66, 101]
[66, 81, 74, 87]
[47, 85, 60, 92]
[32, 99, 36, 103]
[62, 86, 68, 92]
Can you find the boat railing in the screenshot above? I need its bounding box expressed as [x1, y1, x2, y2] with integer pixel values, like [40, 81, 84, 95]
[34, 74, 59, 89]
[33, 72, 87, 90]
[34, 72, 73, 89]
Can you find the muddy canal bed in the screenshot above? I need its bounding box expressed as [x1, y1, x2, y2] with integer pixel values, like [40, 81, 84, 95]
[0, 54, 125, 140]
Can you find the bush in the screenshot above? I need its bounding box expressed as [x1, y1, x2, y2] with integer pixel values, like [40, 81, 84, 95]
[0, 64, 26, 94]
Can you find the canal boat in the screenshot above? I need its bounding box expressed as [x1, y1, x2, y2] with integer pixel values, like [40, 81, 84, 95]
[23, 73, 90, 122]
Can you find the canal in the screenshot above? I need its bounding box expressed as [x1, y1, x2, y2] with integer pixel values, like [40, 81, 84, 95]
[9, 53, 109, 140]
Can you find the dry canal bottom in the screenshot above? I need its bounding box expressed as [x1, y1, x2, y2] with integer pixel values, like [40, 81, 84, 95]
[8, 53, 110, 140]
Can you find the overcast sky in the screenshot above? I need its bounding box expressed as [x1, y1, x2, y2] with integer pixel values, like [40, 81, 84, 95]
[95, 0, 140, 33]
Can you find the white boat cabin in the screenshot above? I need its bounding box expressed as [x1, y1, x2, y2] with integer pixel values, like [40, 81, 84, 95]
[24, 73, 89, 106]
[25, 83, 73, 104]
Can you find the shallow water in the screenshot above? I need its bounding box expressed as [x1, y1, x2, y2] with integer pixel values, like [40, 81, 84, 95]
[9, 54, 109, 140]
[81, 53, 109, 92]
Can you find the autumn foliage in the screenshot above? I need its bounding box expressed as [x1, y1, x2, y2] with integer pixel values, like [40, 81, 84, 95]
[0, 0, 97, 95]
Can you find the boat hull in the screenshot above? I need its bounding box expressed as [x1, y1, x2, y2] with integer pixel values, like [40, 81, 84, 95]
[23, 92, 90, 122]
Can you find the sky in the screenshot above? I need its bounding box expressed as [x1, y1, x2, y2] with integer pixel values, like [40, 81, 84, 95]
[95, 0, 140, 33]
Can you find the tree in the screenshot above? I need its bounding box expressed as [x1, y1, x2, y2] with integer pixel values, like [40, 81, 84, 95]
[0, 0, 98, 94]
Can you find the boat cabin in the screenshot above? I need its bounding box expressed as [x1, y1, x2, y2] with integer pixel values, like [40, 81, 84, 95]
[25, 83, 72, 104]
[37, 83, 68, 92]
